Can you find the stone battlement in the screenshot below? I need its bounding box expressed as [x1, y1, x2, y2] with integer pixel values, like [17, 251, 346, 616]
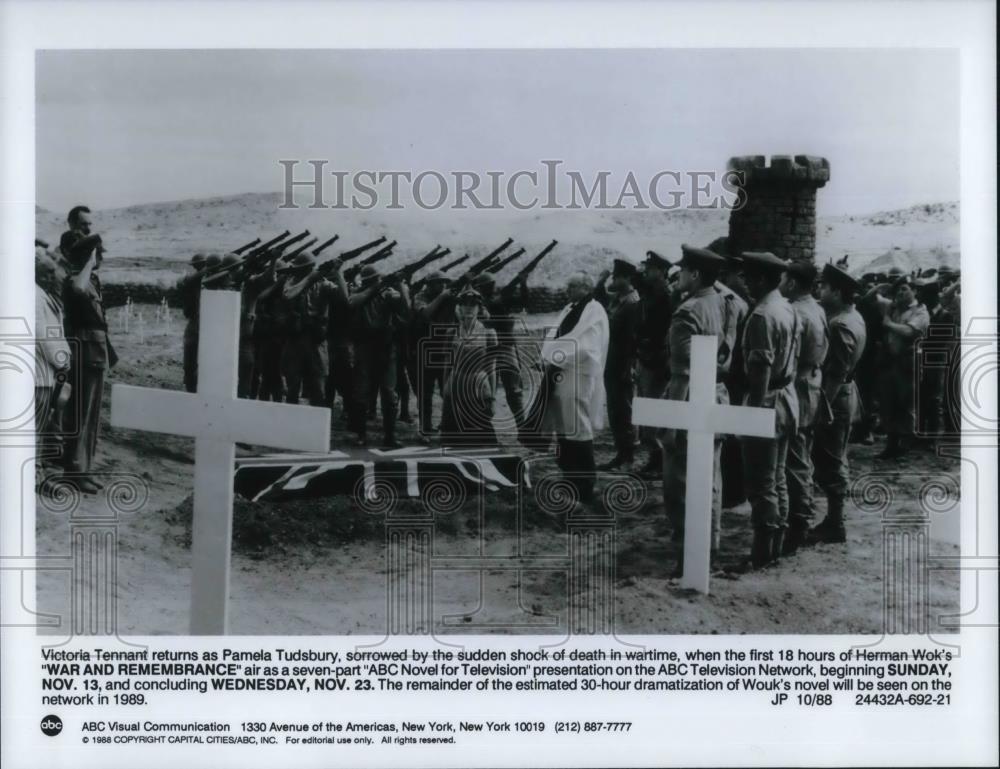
[727, 155, 830, 187]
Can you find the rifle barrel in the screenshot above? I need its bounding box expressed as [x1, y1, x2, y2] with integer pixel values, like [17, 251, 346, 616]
[233, 237, 262, 255]
[312, 234, 340, 256]
[340, 235, 388, 261]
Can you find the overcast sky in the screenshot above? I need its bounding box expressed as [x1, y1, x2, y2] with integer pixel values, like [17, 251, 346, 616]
[36, 48, 958, 216]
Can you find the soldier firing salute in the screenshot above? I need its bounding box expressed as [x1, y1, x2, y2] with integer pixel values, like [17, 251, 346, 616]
[780, 259, 829, 554]
[808, 263, 867, 545]
[272, 252, 340, 407]
[471, 271, 530, 434]
[660, 246, 733, 576]
[867, 274, 930, 459]
[349, 265, 411, 448]
[62, 233, 118, 493]
[411, 270, 456, 436]
[738, 251, 800, 570]
[634, 250, 675, 478]
[594, 258, 641, 470]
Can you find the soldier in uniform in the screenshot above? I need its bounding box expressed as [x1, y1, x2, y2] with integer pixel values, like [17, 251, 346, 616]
[349, 265, 410, 447]
[808, 263, 868, 544]
[866, 274, 930, 458]
[61, 234, 117, 493]
[738, 251, 800, 568]
[472, 272, 530, 436]
[780, 259, 829, 553]
[411, 270, 455, 436]
[175, 253, 220, 393]
[273, 253, 340, 407]
[325, 259, 355, 418]
[705, 237, 751, 510]
[634, 250, 674, 477]
[661, 246, 731, 575]
[594, 259, 641, 470]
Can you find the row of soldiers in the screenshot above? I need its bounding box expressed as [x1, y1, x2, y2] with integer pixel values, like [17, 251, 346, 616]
[594, 238, 961, 573]
[176, 233, 553, 448]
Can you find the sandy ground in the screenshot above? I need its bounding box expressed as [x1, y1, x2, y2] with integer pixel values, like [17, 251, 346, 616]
[34, 304, 961, 636]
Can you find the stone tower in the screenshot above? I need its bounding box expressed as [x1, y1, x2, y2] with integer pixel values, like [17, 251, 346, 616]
[726, 155, 830, 262]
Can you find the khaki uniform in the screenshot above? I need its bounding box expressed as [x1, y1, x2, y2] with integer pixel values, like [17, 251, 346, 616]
[595, 284, 641, 461]
[715, 281, 750, 509]
[814, 305, 867, 499]
[175, 273, 202, 393]
[880, 299, 930, 440]
[785, 294, 829, 530]
[62, 272, 117, 475]
[635, 280, 673, 453]
[350, 289, 409, 441]
[741, 288, 799, 531]
[412, 286, 455, 433]
[661, 287, 730, 547]
[277, 278, 337, 406]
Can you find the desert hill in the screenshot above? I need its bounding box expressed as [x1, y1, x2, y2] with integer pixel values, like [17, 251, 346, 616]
[35, 195, 960, 287]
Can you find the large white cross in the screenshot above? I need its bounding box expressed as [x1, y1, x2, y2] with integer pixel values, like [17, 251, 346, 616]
[633, 335, 775, 593]
[111, 290, 330, 634]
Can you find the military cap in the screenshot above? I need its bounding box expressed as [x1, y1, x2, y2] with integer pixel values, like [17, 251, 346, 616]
[220, 253, 241, 268]
[203, 254, 222, 269]
[784, 259, 819, 285]
[66, 233, 104, 266]
[679, 243, 726, 271]
[644, 250, 672, 270]
[738, 251, 787, 275]
[423, 269, 450, 284]
[190, 252, 207, 268]
[887, 266, 907, 278]
[470, 272, 496, 290]
[820, 262, 861, 294]
[704, 236, 733, 259]
[611, 258, 637, 278]
[456, 287, 484, 305]
[278, 252, 316, 272]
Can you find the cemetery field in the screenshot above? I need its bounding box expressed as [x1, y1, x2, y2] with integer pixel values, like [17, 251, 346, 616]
[35, 303, 961, 635]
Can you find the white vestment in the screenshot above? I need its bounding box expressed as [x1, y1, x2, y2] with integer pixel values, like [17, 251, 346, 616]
[539, 298, 610, 440]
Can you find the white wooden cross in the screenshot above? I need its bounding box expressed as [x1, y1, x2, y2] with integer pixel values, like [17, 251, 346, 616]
[111, 290, 331, 634]
[633, 335, 775, 594]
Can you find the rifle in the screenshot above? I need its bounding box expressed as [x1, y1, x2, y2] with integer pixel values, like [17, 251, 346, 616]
[242, 230, 291, 261]
[440, 254, 470, 273]
[311, 234, 340, 257]
[232, 237, 262, 255]
[339, 235, 388, 262]
[465, 237, 514, 275]
[499, 239, 557, 293]
[285, 237, 319, 261]
[384, 246, 451, 285]
[276, 230, 313, 261]
[487, 248, 526, 274]
[344, 240, 397, 281]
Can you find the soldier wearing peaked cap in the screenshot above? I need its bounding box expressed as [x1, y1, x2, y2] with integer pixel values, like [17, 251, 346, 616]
[661, 245, 731, 575]
[779, 259, 829, 554]
[808, 263, 867, 544]
[634, 250, 675, 477]
[594, 258, 641, 469]
[737, 251, 801, 569]
[705, 237, 751, 510]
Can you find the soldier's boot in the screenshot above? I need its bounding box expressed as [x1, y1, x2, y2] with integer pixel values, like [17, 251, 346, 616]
[877, 435, 900, 460]
[750, 528, 774, 570]
[637, 448, 662, 480]
[782, 521, 809, 556]
[807, 496, 847, 544]
[770, 529, 786, 563]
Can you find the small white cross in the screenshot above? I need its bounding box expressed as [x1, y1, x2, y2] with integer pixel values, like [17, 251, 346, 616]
[633, 335, 775, 593]
[111, 290, 330, 634]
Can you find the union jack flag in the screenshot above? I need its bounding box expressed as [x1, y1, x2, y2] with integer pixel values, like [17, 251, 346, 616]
[233, 446, 528, 502]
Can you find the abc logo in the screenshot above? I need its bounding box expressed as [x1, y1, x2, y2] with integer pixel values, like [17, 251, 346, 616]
[40, 715, 63, 736]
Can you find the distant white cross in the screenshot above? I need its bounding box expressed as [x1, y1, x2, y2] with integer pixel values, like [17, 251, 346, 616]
[633, 335, 775, 594]
[111, 290, 330, 634]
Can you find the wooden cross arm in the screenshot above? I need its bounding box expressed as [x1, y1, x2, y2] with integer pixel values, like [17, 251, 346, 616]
[632, 397, 775, 439]
[111, 385, 331, 451]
